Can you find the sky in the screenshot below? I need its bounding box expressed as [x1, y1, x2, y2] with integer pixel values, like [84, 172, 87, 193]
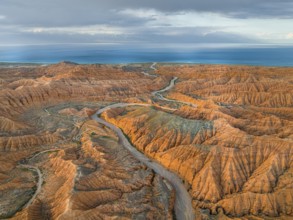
[0, 0, 293, 46]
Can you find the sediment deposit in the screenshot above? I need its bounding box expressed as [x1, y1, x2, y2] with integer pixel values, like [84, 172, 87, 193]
[0, 62, 292, 219]
[104, 64, 293, 219]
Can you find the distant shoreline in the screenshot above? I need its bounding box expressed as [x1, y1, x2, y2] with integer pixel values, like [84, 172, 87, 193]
[1, 61, 293, 68]
[1, 45, 293, 67]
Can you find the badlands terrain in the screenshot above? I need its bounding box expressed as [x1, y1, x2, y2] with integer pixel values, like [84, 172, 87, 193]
[0, 62, 292, 219]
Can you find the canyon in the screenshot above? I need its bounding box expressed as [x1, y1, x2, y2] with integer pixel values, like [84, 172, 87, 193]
[0, 62, 292, 219]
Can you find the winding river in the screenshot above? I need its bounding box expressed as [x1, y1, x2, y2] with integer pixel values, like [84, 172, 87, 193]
[91, 63, 195, 220]
[17, 164, 43, 208]
[19, 63, 195, 219]
[18, 149, 61, 209]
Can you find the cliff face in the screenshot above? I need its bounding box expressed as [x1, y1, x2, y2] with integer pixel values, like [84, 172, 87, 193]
[103, 64, 293, 219]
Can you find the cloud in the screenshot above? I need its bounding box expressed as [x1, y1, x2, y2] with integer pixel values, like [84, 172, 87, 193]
[286, 33, 293, 39]
[106, 0, 293, 19]
[119, 9, 237, 28]
[0, 0, 292, 45]
[1, 0, 293, 28]
[22, 25, 125, 36]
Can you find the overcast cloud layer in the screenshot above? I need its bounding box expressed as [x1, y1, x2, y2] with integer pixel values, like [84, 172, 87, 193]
[0, 0, 293, 45]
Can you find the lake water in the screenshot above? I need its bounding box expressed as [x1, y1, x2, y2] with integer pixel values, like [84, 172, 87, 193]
[1, 44, 293, 66]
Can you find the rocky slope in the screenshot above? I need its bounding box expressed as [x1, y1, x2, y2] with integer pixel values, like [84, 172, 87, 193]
[1, 63, 292, 219]
[103, 64, 293, 219]
[0, 62, 168, 118]
[0, 63, 174, 219]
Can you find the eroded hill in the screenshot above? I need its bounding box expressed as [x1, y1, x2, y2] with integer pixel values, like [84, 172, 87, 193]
[0, 63, 292, 219]
[103, 64, 293, 219]
[0, 63, 174, 219]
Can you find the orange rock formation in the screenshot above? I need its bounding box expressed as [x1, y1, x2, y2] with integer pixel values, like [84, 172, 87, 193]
[1, 63, 292, 219]
[0, 63, 173, 219]
[104, 64, 293, 219]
